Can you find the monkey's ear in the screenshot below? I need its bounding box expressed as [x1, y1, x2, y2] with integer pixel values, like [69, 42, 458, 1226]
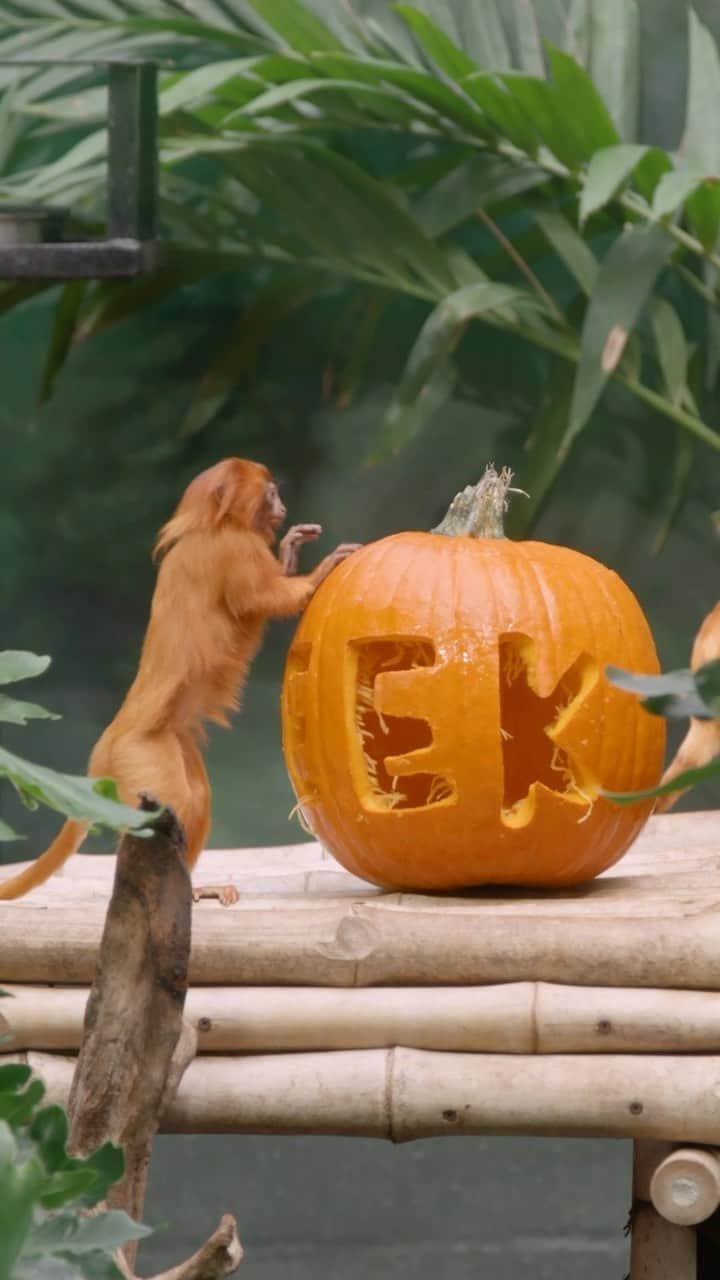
[213, 464, 242, 525]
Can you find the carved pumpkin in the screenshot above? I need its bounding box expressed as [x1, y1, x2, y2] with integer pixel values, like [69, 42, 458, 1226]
[281, 468, 665, 890]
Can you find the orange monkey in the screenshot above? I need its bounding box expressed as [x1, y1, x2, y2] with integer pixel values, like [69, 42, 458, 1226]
[0, 458, 360, 901]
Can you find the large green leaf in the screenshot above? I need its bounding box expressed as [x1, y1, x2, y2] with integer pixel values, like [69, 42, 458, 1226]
[499, 72, 590, 169]
[534, 208, 598, 295]
[0, 651, 50, 685]
[0, 743, 160, 832]
[579, 143, 649, 224]
[382, 280, 538, 455]
[245, 0, 345, 54]
[0, 694, 59, 726]
[652, 167, 704, 220]
[414, 152, 546, 237]
[394, 5, 476, 80]
[462, 72, 538, 153]
[565, 224, 674, 452]
[589, 0, 639, 141]
[545, 45, 619, 155]
[507, 361, 576, 537]
[685, 10, 720, 176]
[509, 0, 544, 76]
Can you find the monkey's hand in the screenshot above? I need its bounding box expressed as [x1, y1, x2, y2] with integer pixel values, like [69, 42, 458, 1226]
[279, 523, 323, 575]
[311, 543, 362, 587]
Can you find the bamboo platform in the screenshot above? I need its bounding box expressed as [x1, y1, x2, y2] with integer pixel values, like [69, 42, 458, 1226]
[2, 808, 720, 1278]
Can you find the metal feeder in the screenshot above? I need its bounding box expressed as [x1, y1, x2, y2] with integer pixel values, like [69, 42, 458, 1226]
[0, 61, 158, 279]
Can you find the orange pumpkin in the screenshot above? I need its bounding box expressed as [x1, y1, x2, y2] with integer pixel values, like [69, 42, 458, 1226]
[281, 468, 665, 890]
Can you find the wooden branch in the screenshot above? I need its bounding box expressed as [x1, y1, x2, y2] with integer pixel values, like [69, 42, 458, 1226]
[4, 896, 720, 989]
[149, 1215, 243, 1280]
[62, 799, 241, 1278]
[14, 1047, 720, 1143]
[67, 797, 193, 1270]
[6, 981, 720, 1055]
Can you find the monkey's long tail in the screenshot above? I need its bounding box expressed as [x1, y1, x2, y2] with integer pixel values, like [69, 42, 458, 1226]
[0, 819, 89, 900]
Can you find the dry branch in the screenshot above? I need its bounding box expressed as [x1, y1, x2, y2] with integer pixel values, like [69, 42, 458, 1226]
[6, 981, 720, 1055]
[63, 799, 241, 1278]
[12, 1047, 720, 1143]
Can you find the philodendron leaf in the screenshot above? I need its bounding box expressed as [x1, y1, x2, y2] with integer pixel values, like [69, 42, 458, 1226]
[606, 660, 720, 719]
[0, 694, 59, 726]
[0, 743, 161, 832]
[22, 1208, 151, 1255]
[0, 651, 50, 686]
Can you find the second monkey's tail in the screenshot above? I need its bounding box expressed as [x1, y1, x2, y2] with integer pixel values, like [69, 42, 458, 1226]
[0, 819, 89, 900]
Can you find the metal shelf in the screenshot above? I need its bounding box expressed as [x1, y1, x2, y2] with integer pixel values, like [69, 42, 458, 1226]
[0, 239, 161, 279]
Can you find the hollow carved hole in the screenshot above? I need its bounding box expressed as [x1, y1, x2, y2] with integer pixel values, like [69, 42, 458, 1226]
[499, 634, 597, 823]
[353, 637, 454, 812]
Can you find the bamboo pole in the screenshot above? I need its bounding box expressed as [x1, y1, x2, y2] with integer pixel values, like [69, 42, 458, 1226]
[3, 899, 720, 988]
[10, 1049, 720, 1142]
[650, 1147, 720, 1225]
[630, 1142, 696, 1279]
[5, 982, 720, 1055]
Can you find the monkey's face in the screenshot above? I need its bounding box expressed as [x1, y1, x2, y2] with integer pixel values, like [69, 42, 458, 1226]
[261, 480, 287, 536]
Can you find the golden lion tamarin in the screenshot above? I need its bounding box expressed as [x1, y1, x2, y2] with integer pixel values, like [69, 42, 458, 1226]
[0, 458, 359, 901]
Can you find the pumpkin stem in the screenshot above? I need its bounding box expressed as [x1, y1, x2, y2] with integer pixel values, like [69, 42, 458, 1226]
[433, 464, 523, 539]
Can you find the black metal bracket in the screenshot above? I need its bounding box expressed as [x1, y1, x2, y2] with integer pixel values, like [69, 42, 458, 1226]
[0, 60, 160, 279]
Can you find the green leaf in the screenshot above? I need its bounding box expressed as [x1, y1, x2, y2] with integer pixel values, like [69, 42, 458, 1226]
[0, 817, 21, 841]
[23, 1208, 151, 1256]
[652, 429, 694, 555]
[685, 10, 720, 176]
[686, 181, 720, 253]
[39, 280, 87, 403]
[652, 167, 703, 220]
[649, 297, 688, 405]
[382, 281, 535, 454]
[462, 72, 539, 153]
[606, 662, 720, 718]
[0, 652, 50, 686]
[545, 45, 620, 154]
[533, 208, 598, 295]
[500, 72, 588, 169]
[245, 0, 345, 54]
[414, 153, 546, 237]
[695, 660, 720, 715]
[0, 1064, 31, 1093]
[40, 1168, 99, 1211]
[311, 53, 490, 133]
[632, 147, 673, 203]
[579, 143, 649, 224]
[370, 354, 457, 463]
[606, 757, 720, 805]
[509, 0, 545, 76]
[565, 224, 674, 452]
[0, 693, 59, 726]
[0, 743, 161, 832]
[590, 0, 639, 140]
[506, 361, 576, 537]
[457, 0, 511, 70]
[394, 5, 477, 79]
[0, 1078, 46, 1128]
